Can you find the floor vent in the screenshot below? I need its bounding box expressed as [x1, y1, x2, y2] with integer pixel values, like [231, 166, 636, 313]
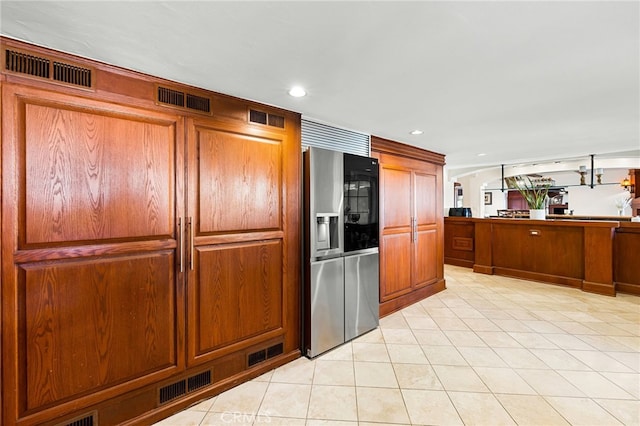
[157, 86, 212, 114]
[249, 109, 285, 129]
[187, 370, 212, 392]
[159, 379, 187, 404]
[267, 342, 284, 358]
[247, 342, 285, 368]
[4, 48, 94, 89]
[55, 411, 97, 426]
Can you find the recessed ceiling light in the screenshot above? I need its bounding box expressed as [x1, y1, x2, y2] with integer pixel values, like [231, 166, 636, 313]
[410, 130, 423, 135]
[288, 86, 306, 97]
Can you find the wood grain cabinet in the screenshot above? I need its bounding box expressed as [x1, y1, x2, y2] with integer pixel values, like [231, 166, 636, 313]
[371, 137, 446, 316]
[0, 39, 300, 426]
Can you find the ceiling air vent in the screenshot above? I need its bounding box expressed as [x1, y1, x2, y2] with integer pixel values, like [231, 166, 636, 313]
[158, 86, 185, 108]
[249, 109, 286, 129]
[186, 93, 211, 113]
[53, 61, 92, 88]
[5, 49, 50, 78]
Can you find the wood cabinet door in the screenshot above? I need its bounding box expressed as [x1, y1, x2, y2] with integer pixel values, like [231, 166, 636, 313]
[185, 117, 298, 366]
[1, 84, 184, 423]
[413, 172, 438, 287]
[379, 165, 413, 301]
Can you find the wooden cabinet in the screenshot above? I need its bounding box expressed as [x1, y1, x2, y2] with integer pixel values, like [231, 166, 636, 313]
[1, 39, 300, 426]
[372, 137, 446, 316]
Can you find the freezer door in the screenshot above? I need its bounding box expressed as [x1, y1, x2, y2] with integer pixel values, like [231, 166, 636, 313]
[309, 257, 345, 357]
[345, 251, 380, 341]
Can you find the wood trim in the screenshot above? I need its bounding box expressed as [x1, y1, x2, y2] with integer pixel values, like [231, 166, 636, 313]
[444, 257, 474, 268]
[583, 280, 616, 297]
[371, 136, 445, 165]
[615, 282, 640, 296]
[493, 267, 583, 289]
[380, 279, 446, 317]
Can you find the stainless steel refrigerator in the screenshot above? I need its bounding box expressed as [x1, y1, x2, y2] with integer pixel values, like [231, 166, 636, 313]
[303, 147, 380, 358]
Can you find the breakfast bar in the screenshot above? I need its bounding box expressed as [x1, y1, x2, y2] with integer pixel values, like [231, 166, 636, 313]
[445, 217, 640, 296]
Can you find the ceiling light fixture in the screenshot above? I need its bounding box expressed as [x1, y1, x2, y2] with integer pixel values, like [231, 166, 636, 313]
[477, 153, 487, 157]
[288, 86, 306, 97]
[410, 130, 423, 135]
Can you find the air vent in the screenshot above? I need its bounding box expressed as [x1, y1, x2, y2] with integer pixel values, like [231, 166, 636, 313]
[187, 370, 212, 392]
[3, 48, 95, 89]
[267, 342, 284, 358]
[5, 49, 50, 78]
[249, 109, 268, 125]
[268, 114, 285, 129]
[158, 86, 185, 108]
[55, 411, 97, 426]
[53, 61, 92, 88]
[247, 349, 267, 367]
[156, 86, 212, 114]
[186, 93, 211, 113]
[159, 379, 186, 404]
[249, 109, 286, 129]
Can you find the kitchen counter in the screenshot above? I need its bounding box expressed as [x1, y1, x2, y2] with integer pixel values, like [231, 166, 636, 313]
[445, 217, 639, 296]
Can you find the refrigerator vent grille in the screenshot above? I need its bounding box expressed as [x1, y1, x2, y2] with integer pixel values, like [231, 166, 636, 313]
[301, 119, 370, 156]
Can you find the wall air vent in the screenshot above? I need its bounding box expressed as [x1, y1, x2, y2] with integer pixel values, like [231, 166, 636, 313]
[249, 109, 286, 129]
[267, 342, 284, 358]
[159, 379, 187, 404]
[55, 411, 97, 426]
[156, 86, 212, 115]
[187, 370, 212, 392]
[53, 61, 92, 88]
[247, 349, 267, 367]
[3, 48, 95, 90]
[5, 49, 50, 78]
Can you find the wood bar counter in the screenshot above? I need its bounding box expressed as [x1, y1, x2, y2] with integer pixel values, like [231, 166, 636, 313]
[445, 217, 640, 296]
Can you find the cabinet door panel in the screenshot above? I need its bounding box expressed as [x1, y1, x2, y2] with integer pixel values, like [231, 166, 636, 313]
[20, 253, 177, 411]
[191, 240, 283, 359]
[414, 228, 438, 287]
[196, 127, 281, 234]
[382, 167, 412, 229]
[380, 233, 412, 300]
[22, 103, 174, 246]
[415, 172, 437, 226]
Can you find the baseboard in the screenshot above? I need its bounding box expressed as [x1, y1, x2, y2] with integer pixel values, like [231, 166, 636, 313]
[380, 279, 446, 317]
[582, 280, 616, 297]
[444, 257, 473, 268]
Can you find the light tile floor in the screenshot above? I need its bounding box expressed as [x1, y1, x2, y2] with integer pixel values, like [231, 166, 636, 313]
[155, 266, 640, 425]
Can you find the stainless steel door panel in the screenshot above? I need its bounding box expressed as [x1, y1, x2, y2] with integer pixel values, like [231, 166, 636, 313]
[309, 257, 345, 357]
[344, 251, 379, 341]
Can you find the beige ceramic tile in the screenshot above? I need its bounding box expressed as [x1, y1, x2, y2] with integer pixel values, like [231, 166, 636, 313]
[352, 342, 390, 362]
[404, 315, 439, 330]
[448, 392, 516, 426]
[507, 332, 558, 349]
[545, 396, 624, 425]
[393, 363, 443, 390]
[432, 316, 470, 331]
[187, 396, 217, 412]
[353, 327, 385, 343]
[306, 420, 356, 426]
[476, 331, 524, 348]
[600, 371, 640, 398]
[270, 356, 315, 384]
[386, 343, 429, 364]
[381, 328, 418, 344]
[443, 330, 487, 347]
[594, 398, 640, 426]
[306, 385, 357, 421]
[252, 370, 274, 382]
[567, 349, 633, 372]
[210, 381, 269, 414]
[556, 370, 634, 399]
[474, 366, 537, 394]
[356, 387, 410, 424]
[577, 334, 634, 352]
[379, 312, 409, 329]
[201, 411, 254, 425]
[257, 383, 311, 419]
[493, 347, 549, 369]
[605, 351, 640, 372]
[544, 333, 596, 350]
[528, 348, 590, 371]
[154, 410, 207, 426]
[496, 394, 570, 426]
[515, 369, 584, 397]
[462, 317, 502, 332]
[432, 365, 489, 392]
[313, 360, 355, 386]
[354, 361, 398, 388]
[318, 341, 353, 360]
[457, 346, 507, 367]
[402, 389, 463, 425]
[421, 345, 468, 366]
[520, 320, 566, 334]
[412, 329, 452, 346]
[255, 416, 306, 425]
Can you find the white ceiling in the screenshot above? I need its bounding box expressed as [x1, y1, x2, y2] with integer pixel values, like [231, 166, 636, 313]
[1, 1, 638, 174]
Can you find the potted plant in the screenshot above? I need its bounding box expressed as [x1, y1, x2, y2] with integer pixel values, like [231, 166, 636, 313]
[505, 175, 552, 220]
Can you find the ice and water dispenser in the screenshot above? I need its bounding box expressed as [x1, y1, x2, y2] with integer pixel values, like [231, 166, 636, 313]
[315, 213, 339, 251]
